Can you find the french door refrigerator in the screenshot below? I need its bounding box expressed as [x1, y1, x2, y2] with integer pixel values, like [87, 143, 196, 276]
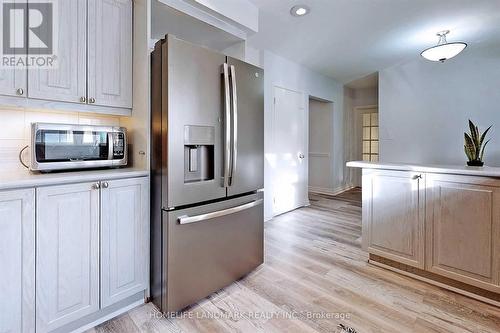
[151, 35, 264, 313]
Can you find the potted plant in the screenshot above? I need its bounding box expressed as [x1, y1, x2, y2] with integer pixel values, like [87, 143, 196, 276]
[464, 120, 491, 167]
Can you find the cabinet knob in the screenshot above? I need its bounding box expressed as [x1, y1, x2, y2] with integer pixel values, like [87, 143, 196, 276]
[89, 97, 96, 104]
[102, 182, 109, 189]
[80, 96, 87, 103]
[16, 88, 24, 95]
[92, 182, 101, 190]
[413, 174, 423, 180]
[299, 154, 305, 159]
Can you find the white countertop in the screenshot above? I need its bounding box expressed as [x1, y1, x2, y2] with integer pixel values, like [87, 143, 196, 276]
[0, 168, 149, 191]
[346, 161, 500, 178]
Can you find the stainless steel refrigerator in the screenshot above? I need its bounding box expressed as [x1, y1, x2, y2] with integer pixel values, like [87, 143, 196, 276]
[151, 35, 264, 313]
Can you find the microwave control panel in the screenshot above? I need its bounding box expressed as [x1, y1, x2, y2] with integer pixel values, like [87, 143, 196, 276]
[113, 132, 125, 159]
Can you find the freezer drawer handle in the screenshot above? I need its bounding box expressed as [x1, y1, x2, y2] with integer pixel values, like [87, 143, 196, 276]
[177, 199, 263, 225]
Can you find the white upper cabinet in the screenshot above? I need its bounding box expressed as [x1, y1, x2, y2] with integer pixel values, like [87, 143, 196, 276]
[36, 182, 100, 333]
[0, 189, 35, 333]
[0, 0, 27, 98]
[88, 0, 133, 109]
[5, 0, 133, 114]
[100, 177, 148, 307]
[0, 68, 26, 98]
[28, 0, 87, 104]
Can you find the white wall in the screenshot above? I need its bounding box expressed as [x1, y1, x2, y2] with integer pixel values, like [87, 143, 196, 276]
[351, 87, 378, 107]
[379, 51, 500, 166]
[263, 51, 345, 220]
[193, 0, 258, 32]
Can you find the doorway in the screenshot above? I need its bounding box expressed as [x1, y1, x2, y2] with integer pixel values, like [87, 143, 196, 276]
[308, 98, 334, 194]
[351, 105, 379, 186]
[272, 86, 307, 216]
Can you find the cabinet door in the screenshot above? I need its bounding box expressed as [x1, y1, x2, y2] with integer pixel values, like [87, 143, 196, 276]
[88, 0, 132, 108]
[100, 177, 148, 307]
[363, 169, 425, 268]
[0, 0, 27, 98]
[28, 0, 87, 104]
[426, 174, 500, 291]
[36, 182, 100, 333]
[0, 68, 26, 98]
[0, 189, 35, 333]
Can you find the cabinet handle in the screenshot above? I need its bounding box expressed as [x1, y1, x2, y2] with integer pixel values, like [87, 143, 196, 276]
[92, 182, 101, 190]
[102, 182, 109, 189]
[16, 88, 24, 95]
[89, 97, 96, 104]
[80, 96, 87, 103]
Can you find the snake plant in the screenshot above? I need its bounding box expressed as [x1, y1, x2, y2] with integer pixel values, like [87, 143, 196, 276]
[464, 120, 491, 166]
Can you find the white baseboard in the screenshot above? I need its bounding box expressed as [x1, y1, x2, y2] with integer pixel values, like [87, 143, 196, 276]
[308, 185, 355, 196]
[71, 298, 144, 333]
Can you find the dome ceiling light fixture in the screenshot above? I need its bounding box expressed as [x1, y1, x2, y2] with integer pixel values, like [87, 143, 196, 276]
[290, 5, 310, 17]
[420, 30, 467, 63]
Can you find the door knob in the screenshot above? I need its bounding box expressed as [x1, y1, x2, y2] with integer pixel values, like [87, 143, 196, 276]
[16, 88, 24, 95]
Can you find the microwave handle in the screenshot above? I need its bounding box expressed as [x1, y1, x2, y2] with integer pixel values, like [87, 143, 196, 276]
[108, 132, 114, 160]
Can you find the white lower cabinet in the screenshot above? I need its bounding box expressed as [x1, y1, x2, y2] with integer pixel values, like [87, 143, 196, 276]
[0, 189, 35, 333]
[362, 169, 425, 269]
[35, 176, 148, 332]
[425, 174, 500, 290]
[100, 177, 148, 307]
[36, 182, 100, 333]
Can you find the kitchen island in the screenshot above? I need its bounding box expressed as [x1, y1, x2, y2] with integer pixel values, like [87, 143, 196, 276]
[347, 161, 500, 306]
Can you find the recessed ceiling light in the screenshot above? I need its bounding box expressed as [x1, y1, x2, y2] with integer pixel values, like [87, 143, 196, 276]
[290, 5, 310, 17]
[421, 30, 467, 63]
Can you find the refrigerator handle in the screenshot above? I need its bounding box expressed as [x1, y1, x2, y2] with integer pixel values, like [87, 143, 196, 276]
[229, 65, 238, 186]
[177, 199, 263, 225]
[222, 63, 231, 188]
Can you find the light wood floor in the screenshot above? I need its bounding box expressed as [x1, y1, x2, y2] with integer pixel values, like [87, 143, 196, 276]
[89, 189, 500, 333]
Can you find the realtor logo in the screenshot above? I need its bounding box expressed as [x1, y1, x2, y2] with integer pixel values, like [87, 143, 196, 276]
[1, 0, 58, 68]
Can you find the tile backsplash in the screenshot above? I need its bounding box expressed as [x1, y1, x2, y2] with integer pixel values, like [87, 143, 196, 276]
[0, 107, 122, 172]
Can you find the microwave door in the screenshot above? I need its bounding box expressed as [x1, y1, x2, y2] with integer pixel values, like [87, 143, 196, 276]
[30, 123, 126, 171]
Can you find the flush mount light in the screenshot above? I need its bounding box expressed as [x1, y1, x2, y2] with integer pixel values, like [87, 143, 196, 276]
[421, 30, 467, 63]
[290, 5, 310, 17]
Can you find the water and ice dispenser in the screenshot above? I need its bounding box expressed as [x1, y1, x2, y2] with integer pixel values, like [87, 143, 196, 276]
[184, 125, 215, 183]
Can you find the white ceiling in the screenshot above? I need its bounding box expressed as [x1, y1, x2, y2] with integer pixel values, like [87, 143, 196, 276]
[247, 0, 500, 84]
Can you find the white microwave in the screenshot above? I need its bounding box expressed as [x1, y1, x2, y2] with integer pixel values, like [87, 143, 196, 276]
[30, 123, 127, 172]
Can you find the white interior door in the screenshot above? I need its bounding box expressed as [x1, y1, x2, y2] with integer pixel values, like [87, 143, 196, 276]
[272, 86, 307, 216]
[308, 99, 333, 192]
